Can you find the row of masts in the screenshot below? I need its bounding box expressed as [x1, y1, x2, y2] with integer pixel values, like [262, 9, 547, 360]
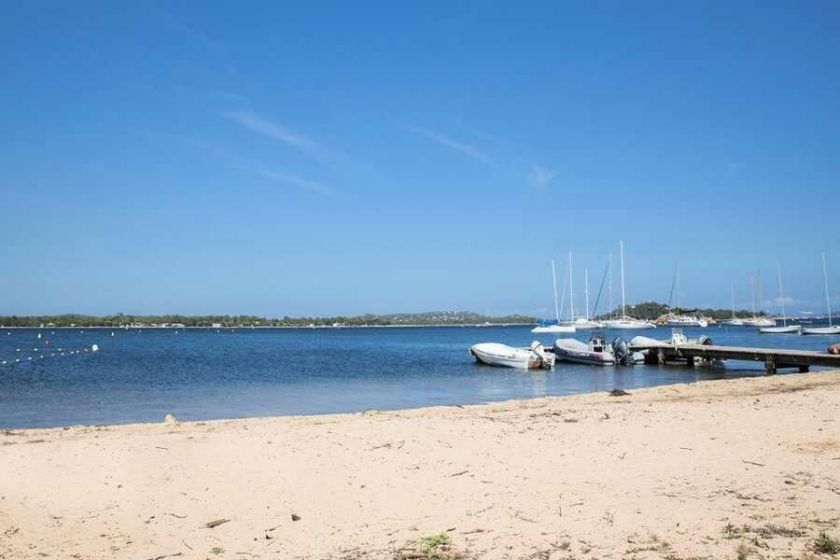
[547, 248, 835, 326]
[731, 253, 833, 328]
[547, 241, 630, 323]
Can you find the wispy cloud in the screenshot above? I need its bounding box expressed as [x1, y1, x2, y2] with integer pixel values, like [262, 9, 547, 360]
[530, 165, 555, 190]
[162, 134, 331, 195]
[252, 168, 331, 194]
[412, 128, 490, 163]
[224, 110, 322, 157]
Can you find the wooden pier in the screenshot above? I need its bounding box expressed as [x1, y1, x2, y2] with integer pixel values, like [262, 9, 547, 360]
[629, 342, 840, 374]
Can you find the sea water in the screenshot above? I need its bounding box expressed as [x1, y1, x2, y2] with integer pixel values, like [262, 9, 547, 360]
[0, 324, 836, 428]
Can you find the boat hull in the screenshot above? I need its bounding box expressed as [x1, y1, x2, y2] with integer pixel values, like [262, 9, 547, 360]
[469, 343, 553, 369]
[571, 320, 604, 330]
[801, 326, 840, 336]
[603, 319, 656, 329]
[743, 319, 776, 328]
[531, 325, 576, 334]
[552, 339, 616, 366]
[759, 326, 801, 334]
[664, 318, 708, 328]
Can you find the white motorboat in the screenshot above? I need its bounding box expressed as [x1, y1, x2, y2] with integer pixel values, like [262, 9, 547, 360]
[802, 254, 839, 336]
[664, 315, 708, 328]
[722, 319, 746, 326]
[664, 265, 708, 328]
[532, 324, 576, 334]
[603, 317, 656, 329]
[553, 334, 615, 366]
[470, 341, 554, 369]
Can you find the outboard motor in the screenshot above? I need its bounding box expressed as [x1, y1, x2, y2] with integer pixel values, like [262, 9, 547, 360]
[611, 337, 633, 366]
[697, 335, 713, 346]
[530, 341, 553, 369]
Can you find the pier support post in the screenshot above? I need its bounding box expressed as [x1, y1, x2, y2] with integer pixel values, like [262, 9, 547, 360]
[685, 355, 695, 368]
[765, 357, 777, 374]
[799, 365, 810, 373]
[657, 348, 665, 365]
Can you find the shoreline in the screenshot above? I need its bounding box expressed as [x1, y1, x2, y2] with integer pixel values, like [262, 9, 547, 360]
[0, 369, 828, 434]
[2, 371, 840, 558]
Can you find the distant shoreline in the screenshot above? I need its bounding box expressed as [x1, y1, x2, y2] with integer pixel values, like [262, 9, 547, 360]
[1, 323, 534, 330]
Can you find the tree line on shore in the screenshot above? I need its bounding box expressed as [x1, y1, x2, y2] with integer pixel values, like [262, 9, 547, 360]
[0, 311, 535, 328]
[0, 304, 766, 328]
[594, 301, 766, 321]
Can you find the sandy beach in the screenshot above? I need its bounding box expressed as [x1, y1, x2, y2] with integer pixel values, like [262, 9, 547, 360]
[2, 372, 839, 559]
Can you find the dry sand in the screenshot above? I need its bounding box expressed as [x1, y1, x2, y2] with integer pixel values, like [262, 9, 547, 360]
[2, 371, 840, 559]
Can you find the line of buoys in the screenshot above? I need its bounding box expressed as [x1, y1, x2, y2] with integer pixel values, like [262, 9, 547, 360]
[0, 343, 101, 368]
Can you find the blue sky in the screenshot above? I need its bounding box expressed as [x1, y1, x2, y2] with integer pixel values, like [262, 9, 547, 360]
[2, 1, 839, 317]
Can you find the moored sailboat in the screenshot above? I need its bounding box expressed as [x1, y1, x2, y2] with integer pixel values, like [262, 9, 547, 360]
[802, 254, 840, 335]
[532, 259, 576, 334]
[602, 241, 655, 329]
[759, 263, 801, 334]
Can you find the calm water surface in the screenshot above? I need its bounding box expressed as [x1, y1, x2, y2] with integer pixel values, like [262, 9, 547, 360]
[0, 324, 837, 428]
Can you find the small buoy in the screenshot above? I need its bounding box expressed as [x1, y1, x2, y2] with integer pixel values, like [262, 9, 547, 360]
[37, 333, 42, 339]
[111, 332, 115, 337]
[16, 348, 20, 352]
[91, 344, 99, 352]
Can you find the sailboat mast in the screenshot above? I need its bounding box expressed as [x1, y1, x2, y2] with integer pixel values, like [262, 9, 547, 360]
[731, 284, 736, 320]
[619, 241, 626, 318]
[551, 259, 559, 323]
[777, 262, 787, 327]
[676, 263, 681, 311]
[585, 268, 590, 321]
[823, 253, 833, 327]
[568, 251, 575, 321]
[757, 271, 763, 318]
[608, 254, 613, 318]
[750, 275, 756, 318]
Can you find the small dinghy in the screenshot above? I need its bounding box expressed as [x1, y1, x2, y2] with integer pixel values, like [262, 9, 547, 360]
[553, 334, 615, 366]
[470, 341, 554, 369]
